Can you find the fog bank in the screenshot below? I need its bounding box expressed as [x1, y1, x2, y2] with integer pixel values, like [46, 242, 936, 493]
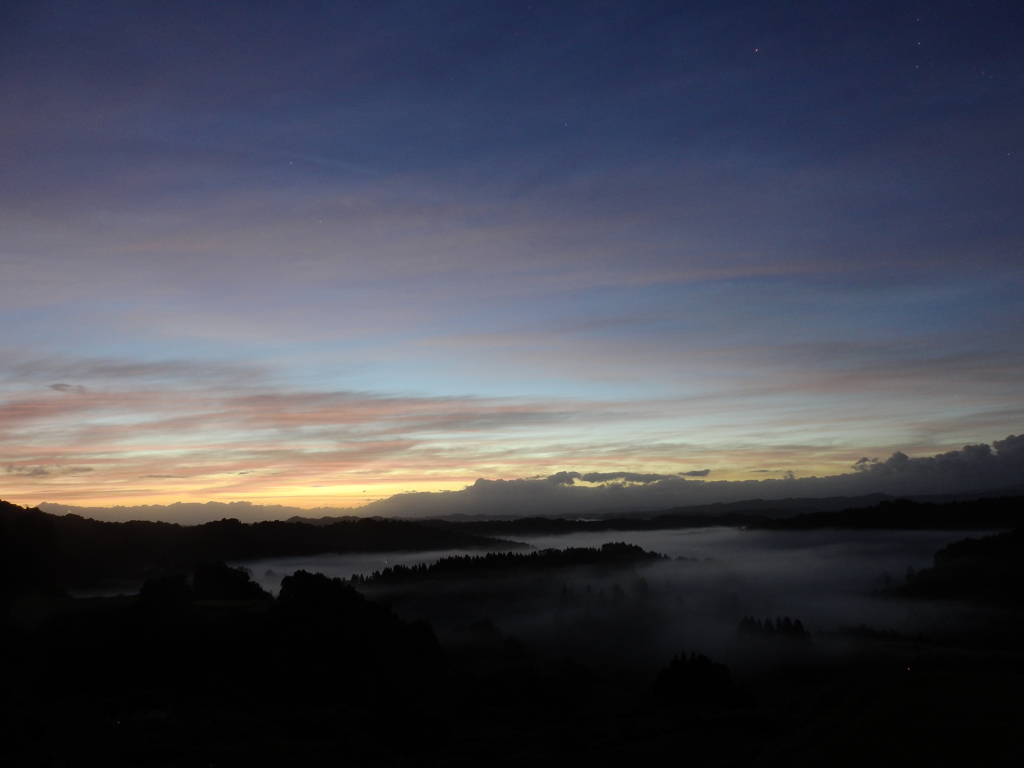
[239, 527, 1002, 671]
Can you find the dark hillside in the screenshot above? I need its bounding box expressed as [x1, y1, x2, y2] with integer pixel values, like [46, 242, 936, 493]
[0, 499, 519, 593]
[899, 527, 1024, 607]
[422, 497, 1024, 537]
[424, 512, 768, 536]
[752, 497, 1024, 531]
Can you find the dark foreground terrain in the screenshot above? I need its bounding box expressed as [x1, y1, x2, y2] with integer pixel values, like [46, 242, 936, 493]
[0, 499, 520, 594]
[2, 499, 1023, 766]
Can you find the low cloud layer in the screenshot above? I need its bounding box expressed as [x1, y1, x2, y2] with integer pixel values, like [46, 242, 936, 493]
[3, 348, 1022, 519]
[31, 434, 1023, 523]
[358, 435, 1024, 519]
[545, 471, 704, 485]
[3, 2, 1024, 529]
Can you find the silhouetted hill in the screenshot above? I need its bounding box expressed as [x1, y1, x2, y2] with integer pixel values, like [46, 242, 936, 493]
[193, 560, 273, 601]
[415, 488, 1024, 524]
[654, 652, 754, 709]
[286, 513, 368, 525]
[618, 493, 899, 518]
[423, 511, 769, 537]
[1, 561, 446, 765]
[638, 488, 1024, 518]
[0, 499, 521, 594]
[415, 496, 1024, 537]
[4, 502, 1024, 765]
[899, 527, 1024, 606]
[752, 496, 1024, 531]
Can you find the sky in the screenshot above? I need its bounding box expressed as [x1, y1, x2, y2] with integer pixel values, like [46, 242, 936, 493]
[2, 1, 1023, 516]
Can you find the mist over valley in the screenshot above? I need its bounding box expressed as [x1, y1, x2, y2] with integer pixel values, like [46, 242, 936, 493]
[3, 491, 1023, 764]
[242, 526, 1005, 673]
[4, 0, 1024, 761]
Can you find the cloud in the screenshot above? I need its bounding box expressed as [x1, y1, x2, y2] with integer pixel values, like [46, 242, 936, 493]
[579, 471, 678, 484]
[993, 434, 1024, 461]
[545, 469, 712, 486]
[49, 383, 87, 394]
[4, 464, 92, 478]
[847, 436, 1024, 491]
[6, 464, 50, 478]
[3, 348, 1022, 516]
[0, 351, 641, 504]
[852, 457, 879, 471]
[31, 434, 1024, 523]
[357, 435, 1024, 519]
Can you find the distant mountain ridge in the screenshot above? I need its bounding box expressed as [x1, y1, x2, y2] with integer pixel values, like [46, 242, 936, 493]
[641, 489, 1024, 518]
[403, 488, 1024, 524]
[36, 500, 367, 526]
[413, 496, 1024, 538]
[752, 496, 1024, 531]
[35, 485, 1024, 526]
[283, 490, 1024, 526]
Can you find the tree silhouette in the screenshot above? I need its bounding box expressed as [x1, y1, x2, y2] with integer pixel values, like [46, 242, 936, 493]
[192, 561, 271, 600]
[654, 652, 753, 709]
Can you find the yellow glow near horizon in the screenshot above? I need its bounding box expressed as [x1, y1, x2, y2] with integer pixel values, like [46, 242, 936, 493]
[4, 455, 873, 512]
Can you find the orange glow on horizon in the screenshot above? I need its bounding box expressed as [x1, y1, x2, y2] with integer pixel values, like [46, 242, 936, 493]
[5, 456, 869, 512]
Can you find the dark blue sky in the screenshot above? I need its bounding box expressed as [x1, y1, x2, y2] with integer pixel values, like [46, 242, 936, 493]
[2, 1, 1022, 510]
